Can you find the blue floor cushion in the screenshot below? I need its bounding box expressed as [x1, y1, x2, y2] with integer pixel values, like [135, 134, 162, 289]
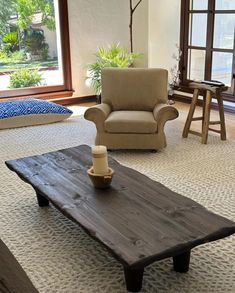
[0, 99, 73, 129]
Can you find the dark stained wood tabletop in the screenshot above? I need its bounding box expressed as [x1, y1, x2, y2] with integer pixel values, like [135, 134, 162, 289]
[6, 145, 235, 270]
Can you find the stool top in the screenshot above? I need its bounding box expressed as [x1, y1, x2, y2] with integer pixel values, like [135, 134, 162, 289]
[189, 82, 228, 94]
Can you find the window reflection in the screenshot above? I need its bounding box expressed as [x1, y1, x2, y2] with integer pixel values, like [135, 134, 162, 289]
[215, 0, 235, 10]
[214, 14, 235, 49]
[212, 52, 233, 86]
[189, 13, 208, 47]
[187, 49, 205, 81]
[190, 0, 208, 10]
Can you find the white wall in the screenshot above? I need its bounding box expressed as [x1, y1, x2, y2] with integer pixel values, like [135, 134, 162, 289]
[148, 0, 181, 72]
[132, 0, 148, 68]
[68, 0, 148, 97]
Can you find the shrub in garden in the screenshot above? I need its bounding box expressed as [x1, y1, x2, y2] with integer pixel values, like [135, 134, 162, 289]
[11, 51, 26, 62]
[2, 32, 19, 53]
[41, 45, 49, 61]
[0, 50, 9, 62]
[9, 68, 42, 88]
[0, 50, 26, 64]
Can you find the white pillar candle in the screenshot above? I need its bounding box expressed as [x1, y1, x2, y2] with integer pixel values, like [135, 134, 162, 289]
[92, 145, 109, 174]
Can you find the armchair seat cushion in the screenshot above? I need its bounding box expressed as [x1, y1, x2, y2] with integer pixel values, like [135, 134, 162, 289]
[104, 111, 157, 134]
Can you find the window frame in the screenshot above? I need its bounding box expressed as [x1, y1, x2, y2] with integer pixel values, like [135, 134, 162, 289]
[0, 0, 72, 99]
[180, 0, 235, 101]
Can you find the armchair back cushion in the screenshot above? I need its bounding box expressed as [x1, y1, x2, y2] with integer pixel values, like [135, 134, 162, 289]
[101, 68, 168, 111]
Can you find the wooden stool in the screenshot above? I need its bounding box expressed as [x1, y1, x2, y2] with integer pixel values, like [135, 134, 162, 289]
[182, 83, 228, 144]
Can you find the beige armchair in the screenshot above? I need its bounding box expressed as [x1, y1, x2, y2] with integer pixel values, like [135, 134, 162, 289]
[84, 68, 179, 150]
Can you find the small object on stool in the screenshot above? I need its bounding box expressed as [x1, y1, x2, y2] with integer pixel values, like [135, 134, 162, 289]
[182, 82, 228, 144]
[201, 80, 225, 87]
[87, 167, 114, 189]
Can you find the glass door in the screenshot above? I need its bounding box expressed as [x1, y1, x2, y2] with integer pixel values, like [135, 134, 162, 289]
[0, 0, 72, 98]
[185, 0, 209, 81]
[181, 0, 235, 97]
[212, 1, 235, 90]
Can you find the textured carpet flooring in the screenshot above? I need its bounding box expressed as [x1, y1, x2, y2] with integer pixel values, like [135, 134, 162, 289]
[0, 116, 234, 293]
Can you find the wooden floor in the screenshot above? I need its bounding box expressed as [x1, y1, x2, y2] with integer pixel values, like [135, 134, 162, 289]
[173, 101, 235, 140]
[69, 101, 235, 140]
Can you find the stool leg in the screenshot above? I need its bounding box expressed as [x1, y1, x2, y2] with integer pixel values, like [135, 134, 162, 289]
[182, 88, 199, 138]
[202, 92, 206, 133]
[202, 90, 212, 144]
[216, 94, 226, 140]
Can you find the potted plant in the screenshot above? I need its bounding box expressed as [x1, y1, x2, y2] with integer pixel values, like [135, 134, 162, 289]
[168, 44, 182, 104]
[86, 43, 142, 101]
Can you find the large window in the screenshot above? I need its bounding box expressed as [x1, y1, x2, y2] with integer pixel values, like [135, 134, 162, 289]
[0, 0, 72, 99]
[180, 0, 235, 100]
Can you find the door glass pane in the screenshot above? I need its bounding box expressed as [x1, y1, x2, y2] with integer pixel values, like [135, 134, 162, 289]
[215, 0, 235, 10]
[213, 14, 235, 49]
[187, 49, 205, 80]
[190, 0, 208, 10]
[0, 0, 63, 91]
[189, 13, 208, 46]
[212, 52, 233, 86]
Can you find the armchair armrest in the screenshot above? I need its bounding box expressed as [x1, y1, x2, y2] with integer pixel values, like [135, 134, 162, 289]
[153, 103, 179, 132]
[84, 103, 111, 132]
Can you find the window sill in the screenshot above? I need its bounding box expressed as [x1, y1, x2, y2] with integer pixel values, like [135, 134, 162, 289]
[0, 90, 74, 103]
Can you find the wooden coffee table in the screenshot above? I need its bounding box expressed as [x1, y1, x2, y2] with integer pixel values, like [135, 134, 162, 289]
[6, 145, 235, 292]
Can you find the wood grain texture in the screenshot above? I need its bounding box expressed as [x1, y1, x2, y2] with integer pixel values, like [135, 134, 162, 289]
[182, 88, 199, 138]
[0, 239, 38, 293]
[5, 145, 235, 269]
[183, 84, 228, 144]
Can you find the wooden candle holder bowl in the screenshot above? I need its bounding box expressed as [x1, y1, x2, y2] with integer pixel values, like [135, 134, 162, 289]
[87, 167, 114, 189]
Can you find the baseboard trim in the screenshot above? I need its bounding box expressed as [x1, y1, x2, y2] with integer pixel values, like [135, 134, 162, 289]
[0, 91, 74, 102]
[60, 94, 235, 114]
[51, 95, 97, 105]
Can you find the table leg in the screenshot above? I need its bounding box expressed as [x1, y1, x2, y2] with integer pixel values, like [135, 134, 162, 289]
[36, 192, 49, 207]
[173, 250, 191, 273]
[124, 266, 144, 292]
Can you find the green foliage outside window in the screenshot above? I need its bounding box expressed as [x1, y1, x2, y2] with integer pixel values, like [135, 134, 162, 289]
[0, 0, 55, 34]
[9, 68, 42, 88]
[24, 30, 49, 59]
[2, 32, 19, 53]
[0, 50, 25, 63]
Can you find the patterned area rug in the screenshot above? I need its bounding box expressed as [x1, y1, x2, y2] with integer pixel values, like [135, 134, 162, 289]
[0, 116, 234, 293]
